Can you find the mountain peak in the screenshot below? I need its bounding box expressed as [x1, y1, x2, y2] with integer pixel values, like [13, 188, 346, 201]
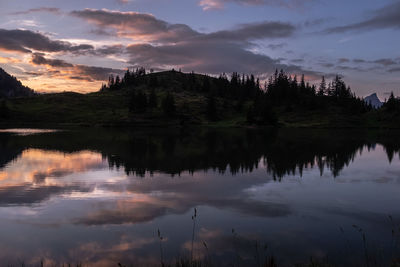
[364, 93, 383, 108]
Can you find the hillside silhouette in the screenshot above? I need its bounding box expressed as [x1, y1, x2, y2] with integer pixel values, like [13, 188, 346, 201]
[0, 68, 400, 127]
[0, 68, 34, 98]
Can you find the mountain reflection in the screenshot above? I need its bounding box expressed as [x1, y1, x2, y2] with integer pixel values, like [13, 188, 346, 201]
[1, 128, 400, 266]
[0, 128, 399, 210]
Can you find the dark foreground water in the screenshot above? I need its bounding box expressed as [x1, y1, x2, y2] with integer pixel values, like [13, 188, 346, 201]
[0, 128, 400, 266]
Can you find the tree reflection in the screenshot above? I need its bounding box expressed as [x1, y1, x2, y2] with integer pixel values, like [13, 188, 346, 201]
[0, 128, 399, 179]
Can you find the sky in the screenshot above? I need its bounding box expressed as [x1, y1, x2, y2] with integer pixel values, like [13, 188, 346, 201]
[0, 0, 399, 98]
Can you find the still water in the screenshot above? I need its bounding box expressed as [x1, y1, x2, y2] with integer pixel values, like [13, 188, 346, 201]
[0, 128, 399, 266]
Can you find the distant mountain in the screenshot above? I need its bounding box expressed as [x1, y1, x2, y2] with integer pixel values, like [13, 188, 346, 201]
[364, 93, 383, 108]
[0, 68, 35, 98]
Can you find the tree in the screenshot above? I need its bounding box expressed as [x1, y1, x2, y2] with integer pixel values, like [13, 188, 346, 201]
[108, 75, 115, 87]
[385, 92, 399, 112]
[318, 76, 326, 96]
[260, 103, 278, 125]
[300, 74, 306, 91]
[162, 92, 176, 116]
[330, 75, 351, 98]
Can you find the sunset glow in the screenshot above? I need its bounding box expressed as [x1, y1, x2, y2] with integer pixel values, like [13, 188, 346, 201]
[0, 0, 399, 97]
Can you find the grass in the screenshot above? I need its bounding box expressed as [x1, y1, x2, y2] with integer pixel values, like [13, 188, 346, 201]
[2, 88, 399, 129]
[1, 86, 247, 128]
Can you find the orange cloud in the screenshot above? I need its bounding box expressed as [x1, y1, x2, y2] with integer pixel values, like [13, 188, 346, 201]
[0, 56, 21, 63]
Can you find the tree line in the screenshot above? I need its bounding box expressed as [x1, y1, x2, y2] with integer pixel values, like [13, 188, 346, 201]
[100, 67, 398, 125]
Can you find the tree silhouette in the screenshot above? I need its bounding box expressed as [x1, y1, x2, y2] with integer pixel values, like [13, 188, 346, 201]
[318, 76, 326, 96]
[384, 92, 400, 113]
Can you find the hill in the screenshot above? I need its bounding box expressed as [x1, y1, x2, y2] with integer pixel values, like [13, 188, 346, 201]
[0, 68, 35, 98]
[0, 68, 399, 128]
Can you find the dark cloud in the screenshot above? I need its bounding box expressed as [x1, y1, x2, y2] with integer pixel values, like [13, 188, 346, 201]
[74, 65, 124, 81]
[116, 0, 131, 4]
[30, 54, 124, 81]
[267, 43, 287, 50]
[206, 21, 296, 41]
[23, 71, 44, 77]
[303, 17, 331, 27]
[198, 0, 316, 10]
[31, 53, 73, 67]
[0, 29, 93, 53]
[10, 7, 61, 15]
[336, 65, 364, 72]
[91, 45, 125, 56]
[373, 58, 396, 66]
[338, 58, 350, 63]
[388, 67, 400, 73]
[320, 63, 334, 68]
[70, 9, 198, 42]
[353, 58, 366, 63]
[72, 9, 294, 43]
[291, 58, 304, 63]
[0, 185, 91, 206]
[325, 2, 400, 33]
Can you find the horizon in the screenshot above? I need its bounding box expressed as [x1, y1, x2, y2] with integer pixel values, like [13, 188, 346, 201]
[1, 0, 399, 99]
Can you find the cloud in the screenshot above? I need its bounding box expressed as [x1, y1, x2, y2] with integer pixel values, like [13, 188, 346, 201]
[70, 9, 198, 42]
[373, 58, 396, 66]
[291, 58, 304, 63]
[31, 53, 73, 67]
[92, 45, 126, 55]
[0, 29, 93, 54]
[72, 9, 319, 78]
[0, 56, 21, 64]
[206, 21, 295, 41]
[116, 0, 131, 4]
[338, 58, 350, 63]
[198, 0, 315, 10]
[125, 41, 316, 77]
[319, 63, 334, 68]
[388, 67, 400, 73]
[30, 53, 124, 81]
[71, 9, 294, 42]
[267, 43, 287, 50]
[325, 2, 400, 33]
[353, 58, 366, 63]
[10, 7, 61, 15]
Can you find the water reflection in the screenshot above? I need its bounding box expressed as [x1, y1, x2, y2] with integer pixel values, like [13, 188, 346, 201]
[0, 128, 399, 266]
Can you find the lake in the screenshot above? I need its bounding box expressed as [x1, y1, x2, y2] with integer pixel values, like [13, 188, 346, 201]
[0, 128, 399, 266]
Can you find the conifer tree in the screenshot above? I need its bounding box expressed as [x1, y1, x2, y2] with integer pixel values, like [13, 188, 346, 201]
[318, 76, 326, 96]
